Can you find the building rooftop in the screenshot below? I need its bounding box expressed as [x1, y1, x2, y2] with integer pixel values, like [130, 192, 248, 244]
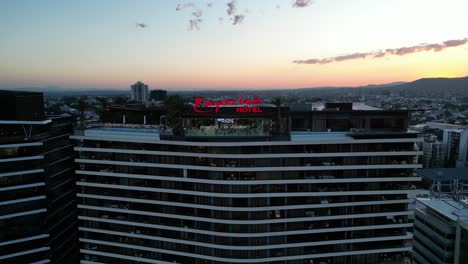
[0, 90, 43, 96]
[426, 122, 467, 129]
[417, 168, 468, 181]
[417, 197, 468, 222]
[289, 102, 380, 112]
[290, 131, 352, 141]
[79, 125, 417, 144]
[85, 126, 353, 140]
[83, 126, 160, 141]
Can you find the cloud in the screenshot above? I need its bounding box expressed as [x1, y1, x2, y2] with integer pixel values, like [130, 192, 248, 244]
[176, 3, 195, 11]
[421, 43, 444, 52]
[175, 0, 321, 31]
[293, 38, 468, 64]
[293, 0, 312, 8]
[227, 0, 236, 16]
[334, 53, 368, 61]
[444, 39, 467, 47]
[192, 9, 203, 18]
[189, 18, 202, 30]
[293, 58, 333, 64]
[373, 51, 386, 58]
[233, 14, 245, 25]
[188, 10, 203, 30]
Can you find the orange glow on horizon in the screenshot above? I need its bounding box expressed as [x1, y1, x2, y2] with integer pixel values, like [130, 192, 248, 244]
[2, 45, 467, 90]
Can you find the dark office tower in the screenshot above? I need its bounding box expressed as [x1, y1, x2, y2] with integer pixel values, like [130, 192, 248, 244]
[150, 90, 167, 101]
[75, 100, 421, 264]
[0, 91, 78, 263]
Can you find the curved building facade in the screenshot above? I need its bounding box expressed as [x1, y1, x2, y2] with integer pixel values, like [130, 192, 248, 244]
[74, 103, 421, 264]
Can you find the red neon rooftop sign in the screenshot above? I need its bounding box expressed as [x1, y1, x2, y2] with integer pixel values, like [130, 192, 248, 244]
[193, 97, 263, 113]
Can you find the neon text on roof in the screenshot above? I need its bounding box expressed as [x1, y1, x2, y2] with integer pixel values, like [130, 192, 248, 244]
[193, 97, 263, 113]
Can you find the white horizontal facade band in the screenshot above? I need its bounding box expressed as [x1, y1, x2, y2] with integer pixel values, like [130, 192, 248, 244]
[0, 142, 42, 149]
[80, 227, 412, 250]
[30, 259, 51, 264]
[42, 144, 73, 155]
[80, 250, 177, 264]
[0, 182, 45, 192]
[41, 133, 72, 142]
[77, 181, 414, 198]
[77, 170, 421, 185]
[79, 215, 412, 238]
[71, 135, 422, 146]
[80, 261, 106, 264]
[0, 234, 49, 247]
[78, 205, 412, 224]
[0, 246, 50, 260]
[79, 238, 411, 263]
[75, 158, 422, 172]
[0, 155, 44, 163]
[0, 169, 43, 178]
[0, 195, 46, 206]
[0, 208, 47, 220]
[75, 146, 422, 159]
[0, 120, 51, 125]
[78, 193, 410, 212]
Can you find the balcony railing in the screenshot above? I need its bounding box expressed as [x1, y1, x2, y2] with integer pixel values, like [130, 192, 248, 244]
[184, 127, 270, 137]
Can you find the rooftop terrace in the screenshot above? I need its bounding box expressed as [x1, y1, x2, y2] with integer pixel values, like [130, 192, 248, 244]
[289, 102, 381, 112]
[77, 125, 416, 144]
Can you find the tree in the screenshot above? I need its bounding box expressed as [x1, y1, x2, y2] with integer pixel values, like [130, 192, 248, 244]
[271, 96, 286, 134]
[78, 97, 87, 128]
[46, 103, 63, 115]
[113, 96, 128, 105]
[96, 97, 109, 121]
[62, 96, 76, 106]
[96, 97, 108, 108]
[164, 95, 186, 136]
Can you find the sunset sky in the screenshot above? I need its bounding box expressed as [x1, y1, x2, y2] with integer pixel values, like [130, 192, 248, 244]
[1, 0, 468, 90]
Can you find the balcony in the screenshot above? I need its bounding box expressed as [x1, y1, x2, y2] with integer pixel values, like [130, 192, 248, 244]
[184, 126, 270, 137]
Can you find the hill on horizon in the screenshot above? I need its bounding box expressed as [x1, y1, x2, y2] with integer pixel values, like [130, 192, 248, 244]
[3, 76, 468, 98]
[389, 76, 468, 97]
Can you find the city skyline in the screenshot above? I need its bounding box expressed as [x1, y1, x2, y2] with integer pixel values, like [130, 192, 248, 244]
[1, 0, 468, 90]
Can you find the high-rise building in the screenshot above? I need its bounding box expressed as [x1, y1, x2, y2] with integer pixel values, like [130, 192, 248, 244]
[0, 91, 79, 263]
[130, 81, 149, 103]
[416, 168, 468, 197]
[413, 198, 468, 264]
[456, 129, 468, 168]
[426, 122, 467, 131]
[74, 101, 421, 263]
[413, 168, 468, 264]
[100, 104, 167, 125]
[150, 89, 167, 101]
[421, 134, 445, 168]
[443, 129, 464, 167]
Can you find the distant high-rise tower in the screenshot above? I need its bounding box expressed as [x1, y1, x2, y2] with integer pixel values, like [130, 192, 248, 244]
[443, 129, 464, 167]
[130, 81, 149, 103]
[421, 134, 445, 168]
[456, 129, 468, 168]
[149, 89, 167, 101]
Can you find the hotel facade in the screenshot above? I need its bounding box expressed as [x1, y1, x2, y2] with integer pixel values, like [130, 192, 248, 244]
[74, 101, 422, 263]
